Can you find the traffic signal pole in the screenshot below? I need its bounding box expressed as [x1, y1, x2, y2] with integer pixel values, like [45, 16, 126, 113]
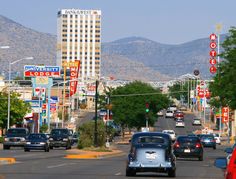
[94, 80, 99, 147]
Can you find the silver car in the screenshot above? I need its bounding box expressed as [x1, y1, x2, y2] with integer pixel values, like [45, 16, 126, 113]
[126, 132, 176, 177]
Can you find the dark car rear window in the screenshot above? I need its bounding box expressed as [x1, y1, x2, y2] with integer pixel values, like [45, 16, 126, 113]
[138, 136, 165, 144]
[51, 129, 69, 136]
[201, 135, 214, 139]
[28, 134, 47, 140]
[178, 136, 200, 143]
[7, 129, 27, 135]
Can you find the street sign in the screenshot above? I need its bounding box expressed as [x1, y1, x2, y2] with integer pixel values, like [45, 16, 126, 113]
[209, 58, 217, 65]
[24, 65, 60, 77]
[209, 65, 217, 74]
[193, 69, 200, 76]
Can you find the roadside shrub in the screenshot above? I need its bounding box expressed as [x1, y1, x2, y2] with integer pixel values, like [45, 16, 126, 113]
[77, 120, 106, 149]
[40, 124, 48, 133]
[0, 136, 4, 143]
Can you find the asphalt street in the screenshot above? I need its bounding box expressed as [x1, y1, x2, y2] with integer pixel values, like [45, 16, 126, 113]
[0, 112, 227, 179]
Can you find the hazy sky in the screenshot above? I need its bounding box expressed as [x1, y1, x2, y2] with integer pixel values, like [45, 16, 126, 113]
[0, 0, 235, 44]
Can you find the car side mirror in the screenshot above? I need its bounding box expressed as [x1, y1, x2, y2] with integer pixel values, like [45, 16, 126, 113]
[214, 157, 227, 169]
[224, 147, 233, 154]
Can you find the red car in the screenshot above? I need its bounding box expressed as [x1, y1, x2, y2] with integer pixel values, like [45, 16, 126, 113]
[215, 147, 236, 179]
[174, 111, 184, 120]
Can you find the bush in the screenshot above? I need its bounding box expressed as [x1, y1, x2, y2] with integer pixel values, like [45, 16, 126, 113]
[0, 136, 4, 143]
[40, 124, 48, 133]
[77, 120, 107, 149]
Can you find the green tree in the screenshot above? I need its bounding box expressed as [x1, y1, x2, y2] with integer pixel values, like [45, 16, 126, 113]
[110, 81, 170, 131]
[168, 81, 188, 102]
[0, 90, 31, 129]
[209, 27, 236, 109]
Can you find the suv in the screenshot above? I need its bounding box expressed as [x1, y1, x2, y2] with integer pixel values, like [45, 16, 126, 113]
[3, 128, 29, 150]
[49, 128, 72, 150]
[126, 132, 176, 177]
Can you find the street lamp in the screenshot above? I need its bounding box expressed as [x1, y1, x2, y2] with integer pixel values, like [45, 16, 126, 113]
[7, 57, 34, 129]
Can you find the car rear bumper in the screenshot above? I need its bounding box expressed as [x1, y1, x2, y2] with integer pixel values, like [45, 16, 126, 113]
[24, 144, 47, 150]
[174, 150, 202, 158]
[3, 142, 26, 147]
[202, 142, 216, 147]
[50, 141, 68, 147]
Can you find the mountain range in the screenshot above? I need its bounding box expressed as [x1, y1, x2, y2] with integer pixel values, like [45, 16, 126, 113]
[0, 15, 226, 81]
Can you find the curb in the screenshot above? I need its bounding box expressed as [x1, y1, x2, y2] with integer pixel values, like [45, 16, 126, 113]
[65, 151, 124, 159]
[0, 158, 16, 165]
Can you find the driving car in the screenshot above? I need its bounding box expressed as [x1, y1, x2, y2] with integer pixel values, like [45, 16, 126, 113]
[3, 128, 29, 150]
[174, 111, 184, 120]
[157, 110, 164, 116]
[49, 128, 72, 150]
[199, 134, 216, 149]
[162, 130, 176, 142]
[213, 133, 221, 145]
[24, 133, 50, 152]
[192, 118, 201, 126]
[165, 110, 174, 118]
[173, 136, 203, 161]
[126, 132, 176, 177]
[175, 119, 185, 128]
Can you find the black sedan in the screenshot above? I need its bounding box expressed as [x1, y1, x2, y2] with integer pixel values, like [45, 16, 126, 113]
[24, 133, 50, 152]
[173, 136, 203, 161]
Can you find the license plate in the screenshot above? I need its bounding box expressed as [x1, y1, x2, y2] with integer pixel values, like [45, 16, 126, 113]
[146, 153, 157, 160]
[184, 149, 190, 153]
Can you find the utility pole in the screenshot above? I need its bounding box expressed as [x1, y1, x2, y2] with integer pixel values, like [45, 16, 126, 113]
[94, 80, 99, 147]
[62, 65, 66, 128]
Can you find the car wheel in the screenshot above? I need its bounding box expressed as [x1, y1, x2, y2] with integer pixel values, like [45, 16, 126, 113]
[66, 143, 71, 150]
[213, 146, 216, 150]
[126, 168, 136, 176]
[24, 149, 30, 152]
[3, 145, 10, 150]
[168, 169, 176, 177]
[49, 146, 53, 149]
[199, 155, 203, 161]
[45, 146, 50, 152]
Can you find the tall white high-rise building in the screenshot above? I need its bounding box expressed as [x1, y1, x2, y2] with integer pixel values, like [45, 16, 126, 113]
[57, 9, 101, 80]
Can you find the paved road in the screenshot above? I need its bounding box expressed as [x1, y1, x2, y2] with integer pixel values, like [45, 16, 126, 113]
[0, 112, 227, 179]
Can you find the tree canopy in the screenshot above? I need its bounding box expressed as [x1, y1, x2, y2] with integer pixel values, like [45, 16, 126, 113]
[110, 81, 170, 130]
[209, 27, 236, 109]
[0, 90, 31, 129]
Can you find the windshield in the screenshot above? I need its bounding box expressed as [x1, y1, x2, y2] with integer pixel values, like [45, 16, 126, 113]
[178, 137, 199, 143]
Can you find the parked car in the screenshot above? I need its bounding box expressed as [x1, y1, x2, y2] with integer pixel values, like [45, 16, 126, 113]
[175, 119, 185, 128]
[162, 130, 176, 142]
[126, 132, 176, 177]
[213, 133, 221, 145]
[215, 147, 236, 179]
[166, 110, 174, 118]
[192, 118, 201, 126]
[173, 135, 203, 161]
[49, 128, 73, 150]
[199, 134, 216, 149]
[3, 128, 29, 150]
[24, 133, 50, 152]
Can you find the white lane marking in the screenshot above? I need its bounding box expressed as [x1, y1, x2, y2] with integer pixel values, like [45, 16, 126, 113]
[47, 162, 76, 169]
[115, 172, 121, 176]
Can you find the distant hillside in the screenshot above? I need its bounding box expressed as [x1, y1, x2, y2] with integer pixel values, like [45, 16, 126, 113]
[0, 15, 227, 81]
[102, 36, 227, 78]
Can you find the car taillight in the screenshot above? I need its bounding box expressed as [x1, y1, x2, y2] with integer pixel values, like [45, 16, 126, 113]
[174, 142, 180, 148]
[195, 143, 201, 148]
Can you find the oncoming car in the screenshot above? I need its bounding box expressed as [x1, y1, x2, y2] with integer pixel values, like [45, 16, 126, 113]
[126, 132, 176, 177]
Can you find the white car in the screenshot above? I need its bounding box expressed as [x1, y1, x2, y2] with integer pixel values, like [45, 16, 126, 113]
[213, 133, 221, 145]
[176, 120, 185, 127]
[165, 110, 174, 118]
[192, 119, 201, 126]
[162, 130, 176, 141]
[157, 110, 164, 116]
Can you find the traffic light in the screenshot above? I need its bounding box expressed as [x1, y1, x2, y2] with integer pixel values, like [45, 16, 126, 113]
[145, 102, 149, 113]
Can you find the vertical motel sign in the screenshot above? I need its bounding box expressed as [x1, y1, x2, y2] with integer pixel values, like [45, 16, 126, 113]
[222, 107, 229, 123]
[209, 34, 217, 74]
